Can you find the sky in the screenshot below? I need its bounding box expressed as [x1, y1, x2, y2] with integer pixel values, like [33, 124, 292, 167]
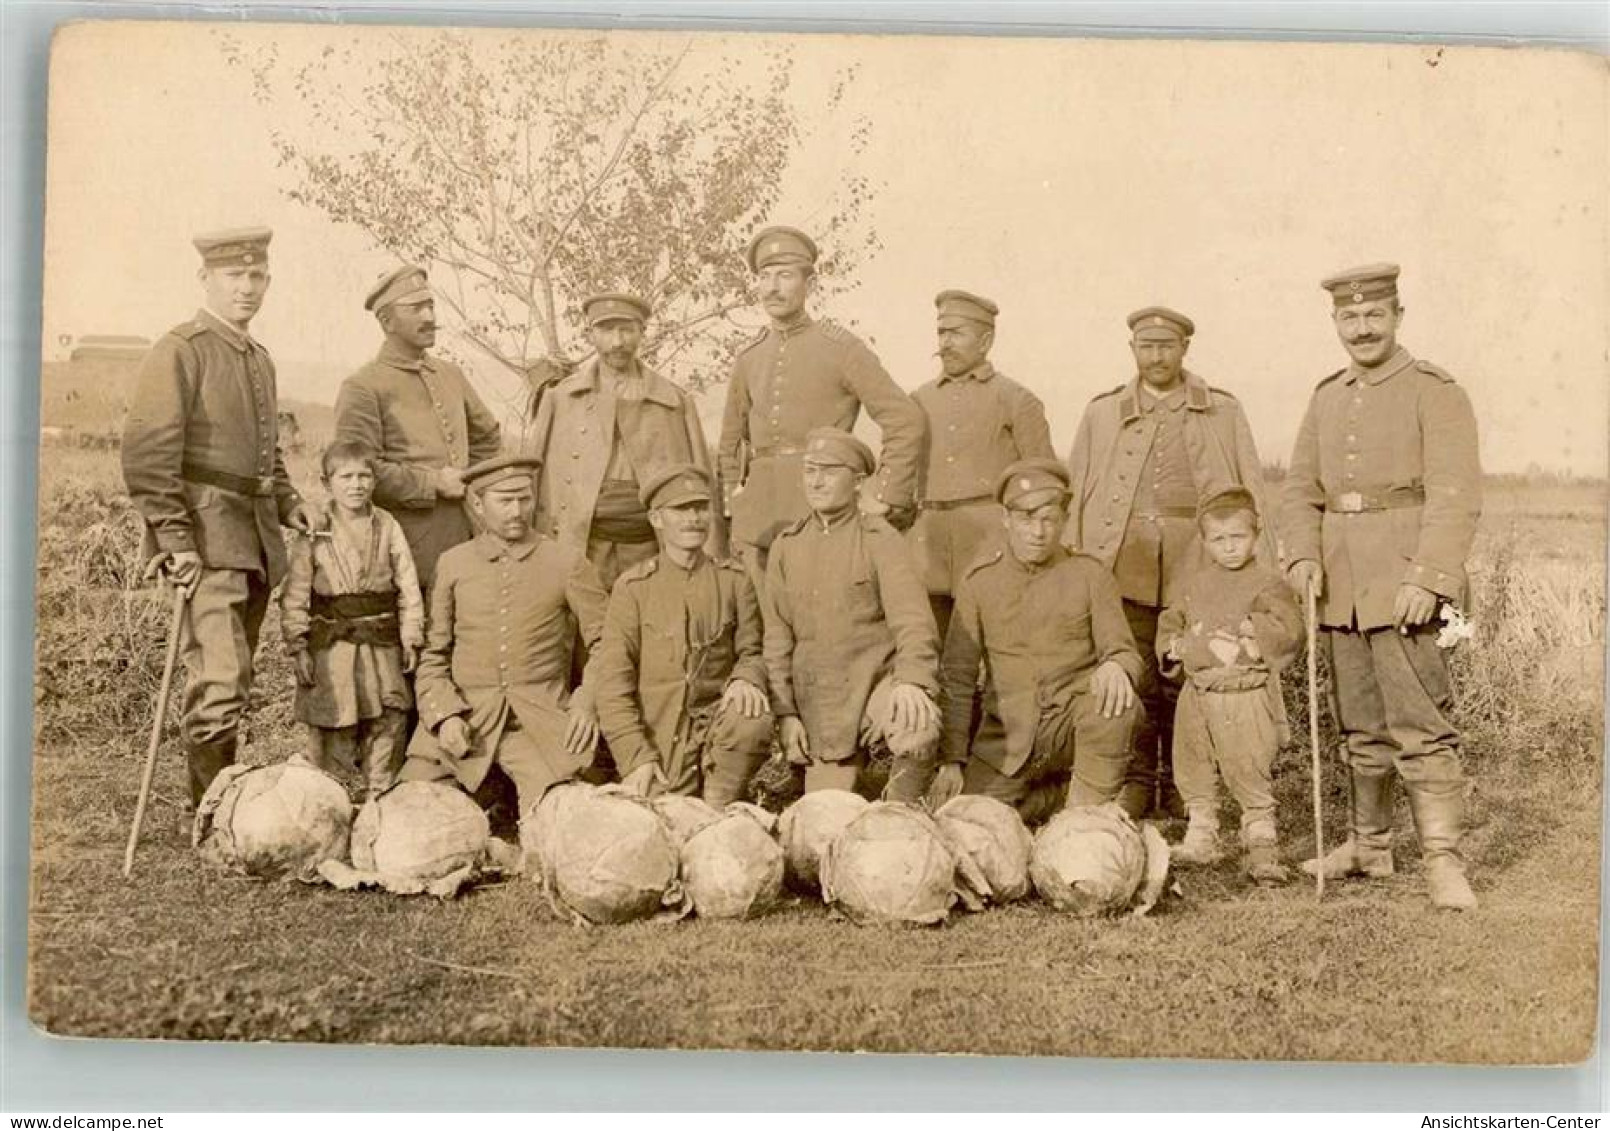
[39, 22, 1610, 474]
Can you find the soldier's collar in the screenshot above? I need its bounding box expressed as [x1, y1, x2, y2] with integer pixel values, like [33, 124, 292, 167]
[811, 504, 858, 532]
[196, 307, 257, 353]
[569, 357, 681, 408]
[1119, 371, 1210, 422]
[772, 311, 814, 339]
[476, 531, 539, 561]
[378, 340, 434, 372]
[1009, 545, 1067, 574]
[1346, 347, 1414, 387]
[938, 360, 996, 386]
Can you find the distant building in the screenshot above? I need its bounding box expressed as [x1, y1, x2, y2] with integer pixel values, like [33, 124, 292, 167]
[68, 335, 150, 363]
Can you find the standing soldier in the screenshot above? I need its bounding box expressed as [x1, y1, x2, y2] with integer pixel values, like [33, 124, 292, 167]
[718, 226, 927, 570]
[1282, 264, 1482, 911]
[526, 293, 720, 591]
[593, 465, 773, 806]
[334, 264, 503, 594]
[763, 428, 942, 801]
[122, 227, 319, 807]
[1065, 306, 1274, 821]
[400, 455, 607, 817]
[930, 460, 1142, 822]
[910, 290, 1055, 638]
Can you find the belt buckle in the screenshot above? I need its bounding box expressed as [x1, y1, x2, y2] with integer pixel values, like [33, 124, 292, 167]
[257, 475, 276, 496]
[1336, 491, 1364, 514]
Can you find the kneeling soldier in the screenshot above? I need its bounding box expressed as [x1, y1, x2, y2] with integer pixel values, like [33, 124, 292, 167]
[763, 427, 942, 801]
[930, 459, 1143, 823]
[400, 454, 607, 817]
[594, 464, 773, 805]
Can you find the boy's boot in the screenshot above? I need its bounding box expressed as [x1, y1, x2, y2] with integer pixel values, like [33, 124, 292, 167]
[1302, 768, 1395, 879]
[1172, 803, 1222, 865]
[1241, 819, 1290, 885]
[1405, 780, 1478, 911]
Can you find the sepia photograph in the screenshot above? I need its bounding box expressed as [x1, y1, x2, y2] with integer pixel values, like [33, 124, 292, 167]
[24, 17, 1607, 1066]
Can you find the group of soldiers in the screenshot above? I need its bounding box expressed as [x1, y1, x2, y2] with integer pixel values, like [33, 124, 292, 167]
[120, 221, 1482, 911]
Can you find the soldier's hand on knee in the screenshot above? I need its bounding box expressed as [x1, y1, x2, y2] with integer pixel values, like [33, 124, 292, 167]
[780, 716, 811, 765]
[564, 703, 600, 758]
[1288, 559, 1323, 600]
[925, 762, 964, 810]
[437, 715, 473, 757]
[1092, 660, 1136, 719]
[721, 678, 768, 719]
[883, 502, 918, 533]
[1393, 582, 1439, 632]
[291, 648, 315, 688]
[620, 762, 664, 797]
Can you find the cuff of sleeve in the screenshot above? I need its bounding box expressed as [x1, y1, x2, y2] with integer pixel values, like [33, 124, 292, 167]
[153, 527, 197, 555]
[417, 692, 470, 731]
[892, 666, 940, 696]
[1404, 561, 1462, 598]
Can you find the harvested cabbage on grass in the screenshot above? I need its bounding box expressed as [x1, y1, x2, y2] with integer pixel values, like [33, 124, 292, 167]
[778, 789, 868, 895]
[936, 794, 1034, 905]
[652, 794, 721, 849]
[542, 787, 689, 925]
[194, 759, 352, 882]
[1031, 802, 1171, 917]
[681, 803, 784, 920]
[318, 781, 511, 898]
[518, 780, 598, 883]
[821, 802, 982, 926]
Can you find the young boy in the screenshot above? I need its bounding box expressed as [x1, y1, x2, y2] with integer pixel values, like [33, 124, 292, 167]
[281, 441, 425, 799]
[1157, 487, 1303, 882]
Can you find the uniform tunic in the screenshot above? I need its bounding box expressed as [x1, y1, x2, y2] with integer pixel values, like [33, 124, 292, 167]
[280, 501, 424, 729]
[404, 532, 608, 801]
[333, 343, 503, 590]
[525, 358, 721, 586]
[718, 314, 926, 551]
[1280, 347, 1481, 785]
[1156, 558, 1302, 836]
[939, 547, 1143, 804]
[910, 361, 1055, 595]
[122, 308, 304, 781]
[763, 508, 940, 762]
[593, 552, 772, 799]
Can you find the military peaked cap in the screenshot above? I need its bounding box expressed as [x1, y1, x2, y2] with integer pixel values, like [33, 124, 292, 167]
[1127, 306, 1195, 340]
[1321, 263, 1401, 306]
[935, 289, 999, 328]
[582, 292, 651, 326]
[996, 458, 1071, 510]
[641, 463, 714, 510]
[1196, 485, 1260, 523]
[746, 226, 819, 272]
[365, 265, 431, 313]
[803, 427, 875, 475]
[193, 227, 272, 268]
[463, 454, 542, 494]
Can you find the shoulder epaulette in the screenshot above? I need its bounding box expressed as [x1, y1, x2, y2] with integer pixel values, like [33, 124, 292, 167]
[714, 556, 748, 575]
[1413, 360, 1456, 384]
[774, 515, 812, 541]
[1316, 367, 1348, 390]
[736, 327, 770, 357]
[1090, 383, 1127, 401]
[1062, 548, 1107, 569]
[963, 547, 1006, 579]
[1208, 384, 1239, 401]
[171, 320, 208, 341]
[617, 557, 659, 585]
[818, 319, 858, 345]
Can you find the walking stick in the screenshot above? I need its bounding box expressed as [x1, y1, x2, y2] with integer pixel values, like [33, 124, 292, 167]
[1305, 579, 1325, 902]
[122, 581, 188, 878]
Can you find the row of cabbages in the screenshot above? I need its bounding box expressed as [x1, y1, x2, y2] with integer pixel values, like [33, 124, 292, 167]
[193, 760, 1171, 925]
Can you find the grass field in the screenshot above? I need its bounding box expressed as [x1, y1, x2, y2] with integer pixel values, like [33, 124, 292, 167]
[25, 447, 1607, 1063]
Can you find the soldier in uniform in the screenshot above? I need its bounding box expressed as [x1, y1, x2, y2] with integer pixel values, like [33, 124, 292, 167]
[930, 460, 1142, 822]
[717, 226, 927, 571]
[1282, 264, 1482, 911]
[400, 454, 608, 817]
[592, 464, 773, 806]
[910, 289, 1055, 638]
[763, 428, 942, 801]
[333, 264, 503, 593]
[526, 293, 721, 591]
[122, 227, 320, 807]
[1065, 306, 1274, 820]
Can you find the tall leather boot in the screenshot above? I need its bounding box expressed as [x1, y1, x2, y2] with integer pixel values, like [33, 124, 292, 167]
[1301, 768, 1396, 879]
[1405, 781, 1478, 911]
[187, 734, 238, 808]
[1116, 781, 1152, 821]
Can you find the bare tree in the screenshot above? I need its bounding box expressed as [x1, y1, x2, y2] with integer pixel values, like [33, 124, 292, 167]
[219, 29, 880, 428]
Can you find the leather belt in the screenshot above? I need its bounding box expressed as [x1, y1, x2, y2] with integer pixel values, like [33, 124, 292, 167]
[922, 494, 993, 511]
[182, 461, 276, 498]
[750, 444, 805, 460]
[1325, 484, 1426, 514]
